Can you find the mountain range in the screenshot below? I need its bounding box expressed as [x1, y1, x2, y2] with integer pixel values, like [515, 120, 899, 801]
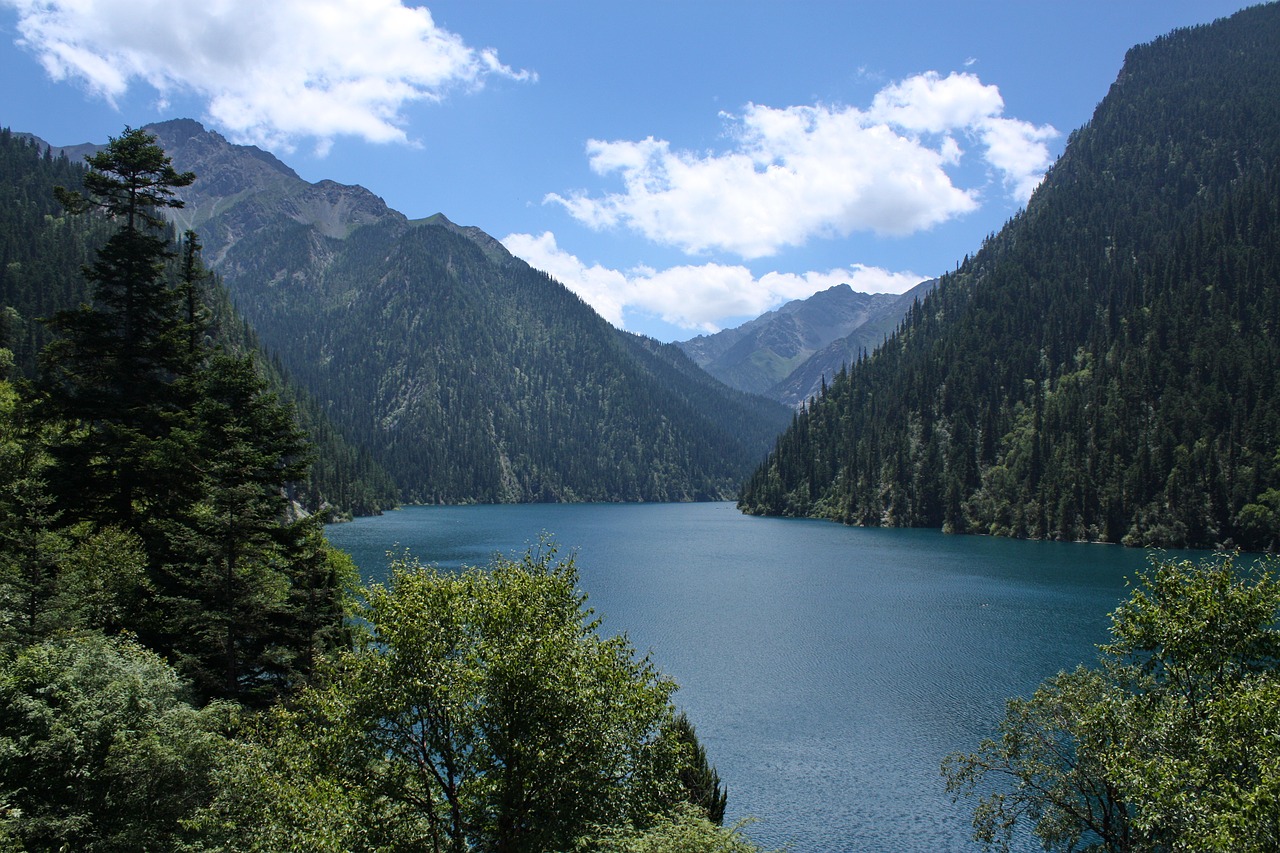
[23, 119, 793, 505]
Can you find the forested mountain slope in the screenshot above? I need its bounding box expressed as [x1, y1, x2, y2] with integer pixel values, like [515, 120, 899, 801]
[140, 122, 790, 503]
[217, 213, 789, 502]
[0, 129, 398, 516]
[740, 3, 1280, 550]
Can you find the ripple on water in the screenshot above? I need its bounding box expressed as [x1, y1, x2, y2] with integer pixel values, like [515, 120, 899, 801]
[328, 503, 1184, 853]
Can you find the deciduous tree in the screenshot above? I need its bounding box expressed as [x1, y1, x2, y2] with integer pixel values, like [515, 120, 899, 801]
[199, 544, 708, 853]
[943, 554, 1280, 852]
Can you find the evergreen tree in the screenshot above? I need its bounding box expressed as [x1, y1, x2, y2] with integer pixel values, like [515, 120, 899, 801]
[40, 127, 196, 528]
[669, 711, 728, 825]
[30, 128, 346, 703]
[153, 352, 329, 704]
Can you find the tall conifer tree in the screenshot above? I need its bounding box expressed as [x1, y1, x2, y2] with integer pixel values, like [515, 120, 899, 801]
[41, 127, 196, 527]
[35, 128, 345, 703]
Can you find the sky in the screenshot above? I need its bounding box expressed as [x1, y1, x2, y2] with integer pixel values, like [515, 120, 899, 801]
[0, 0, 1259, 342]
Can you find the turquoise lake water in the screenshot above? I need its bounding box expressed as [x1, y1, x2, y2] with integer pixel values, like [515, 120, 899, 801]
[326, 501, 1190, 852]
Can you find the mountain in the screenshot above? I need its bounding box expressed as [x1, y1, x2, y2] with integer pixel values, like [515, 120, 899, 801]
[676, 281, 935, 407]
[0, 128, 399, 516]
[739, 3, 1280, 551]
[766, 279, 937, 408]
[124, 121, 791, 504]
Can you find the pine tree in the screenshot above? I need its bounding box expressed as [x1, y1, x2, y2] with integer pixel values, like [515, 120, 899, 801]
[40, 127, 196, 527]
[33, 128, 345, 703]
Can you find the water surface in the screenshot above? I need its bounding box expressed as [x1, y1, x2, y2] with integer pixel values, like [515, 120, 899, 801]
[327, 502, 1177, 852]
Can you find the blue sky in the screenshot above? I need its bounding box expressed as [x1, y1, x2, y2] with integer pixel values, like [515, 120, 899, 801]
[0, 0, 1256, 341]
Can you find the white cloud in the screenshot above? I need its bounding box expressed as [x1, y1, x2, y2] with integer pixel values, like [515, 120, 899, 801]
[4, 0, 532, 151]
[547, 72, 1056, 259]
[502, 231, 632, 327]
[868, 71, 1004, 133]
[502, 231, 925, 335]
[979, 116, 1059, 201]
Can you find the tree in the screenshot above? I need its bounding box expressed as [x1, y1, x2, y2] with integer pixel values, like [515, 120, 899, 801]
[40, 127, 196, 528]
[943, 553, 1280, 852]
[198, 544, 702, 853]
[0, 358, 64, 646]
[32, 130, 347, 703]
[152, 351, 327, 705]
[669, 712, 728, 825]
[589, 803, 780, 853]
[0, 633, 231, 852]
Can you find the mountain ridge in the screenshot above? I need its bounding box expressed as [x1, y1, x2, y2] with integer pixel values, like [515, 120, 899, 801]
[676, 278, 936, 407]
[69, 119, 795, 504]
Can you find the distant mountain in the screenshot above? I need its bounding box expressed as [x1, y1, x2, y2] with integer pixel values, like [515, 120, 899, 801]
[28, 119, 404, 265]
[740, 3, 1280, 551]
[128, 121, 791, 504]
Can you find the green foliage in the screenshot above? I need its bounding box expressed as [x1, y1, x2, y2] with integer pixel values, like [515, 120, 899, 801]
[587, 804, 779, 853]
[52, 525, 151, 634]
[197, 544, 713, 853]
[185, 705, 380, 853]
[0, 130, 111, 377]
[0, 633, 232, 852]
[670, 711, 728, 825]
[0, 369, 59, 646]
[739, 4, 1280, 549]
[943, 553, 1280, 852]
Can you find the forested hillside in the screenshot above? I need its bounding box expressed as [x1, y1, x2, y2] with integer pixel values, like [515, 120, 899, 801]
[740, 3, 1280, 550]
[0, 129, 398, 516]
[129, 120, 791, 504]
[217, 212, 789, 502]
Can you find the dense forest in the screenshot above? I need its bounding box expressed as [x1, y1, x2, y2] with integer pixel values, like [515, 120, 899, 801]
[739, 3, 1280, 551]
[0, 129, 398, 517]
[211, 204, 791, 503]
[0, 127, 758, 853]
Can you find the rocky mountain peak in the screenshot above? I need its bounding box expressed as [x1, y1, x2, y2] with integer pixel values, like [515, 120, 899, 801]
[142, 119, 404, 263]
[675, 278, 934, 403]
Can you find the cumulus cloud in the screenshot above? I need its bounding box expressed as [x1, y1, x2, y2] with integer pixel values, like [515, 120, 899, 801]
[4, 0, 531, 151]
[502, 231, 925, 334]
[547, 72, 1056, 259]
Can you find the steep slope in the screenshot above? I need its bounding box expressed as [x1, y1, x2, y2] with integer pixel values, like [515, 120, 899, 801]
[740, 4, 1280, 550]
[140, 122, 790, 503]
[0, 128, 398, 516]
[213, 214, 790, 502]
[764, 278, 937, 407]
[676, 282, 932, 403]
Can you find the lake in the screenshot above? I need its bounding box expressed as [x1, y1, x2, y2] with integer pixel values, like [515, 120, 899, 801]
[325, 501, 1184, 852]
